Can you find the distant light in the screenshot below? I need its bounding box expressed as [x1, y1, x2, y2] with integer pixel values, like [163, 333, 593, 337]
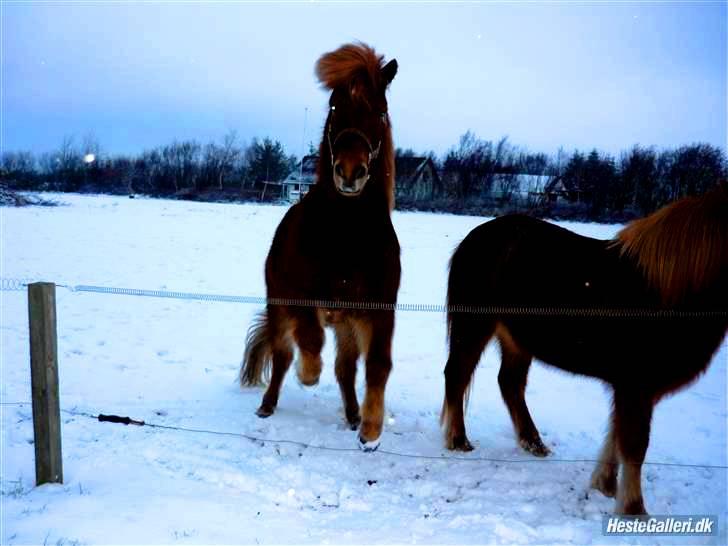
[84, 154, 96, 164]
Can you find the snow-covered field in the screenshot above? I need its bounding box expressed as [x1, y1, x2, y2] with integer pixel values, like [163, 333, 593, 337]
[2, 194, 726, 545]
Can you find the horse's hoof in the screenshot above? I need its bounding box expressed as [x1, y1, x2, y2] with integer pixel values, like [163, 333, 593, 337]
[358, 435, 381, 452]
[298, 376, 319, 387]
[346, 414, 361, 431]
[295, 357, 321, 387]
[447, 434, 474, 452]
[255, 405, 275, 418]
[520, 438, 551, 457]
[616, 497, 648, 516]
[590, 471, 617, 498]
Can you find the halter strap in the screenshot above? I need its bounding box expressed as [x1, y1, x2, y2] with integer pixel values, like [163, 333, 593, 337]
[327, 124, 381, 168]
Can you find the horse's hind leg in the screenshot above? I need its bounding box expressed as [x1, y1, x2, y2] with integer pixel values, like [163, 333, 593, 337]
[355, 312, 394, 451]
[334, 321, 361, 430]
[442, 315, 491, 451]
[496, 326, 549, 456]
[613, 388, 653, 515]
[292, 310, 325, 386]
[257, 309, 294, 417]
[590, 411, 618, 497]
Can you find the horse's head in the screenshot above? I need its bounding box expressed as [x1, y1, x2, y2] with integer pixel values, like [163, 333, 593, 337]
[315, 43, 397, 203]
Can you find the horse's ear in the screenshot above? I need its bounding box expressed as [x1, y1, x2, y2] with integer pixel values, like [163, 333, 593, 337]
[381, 59, 398, 86]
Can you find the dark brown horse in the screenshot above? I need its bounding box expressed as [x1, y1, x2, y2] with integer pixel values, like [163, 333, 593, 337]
[240, 43, 400, 451]
[442, 186, 728, 514]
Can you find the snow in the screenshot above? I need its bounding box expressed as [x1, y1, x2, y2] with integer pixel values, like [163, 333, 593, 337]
[2, 194, 726, 545]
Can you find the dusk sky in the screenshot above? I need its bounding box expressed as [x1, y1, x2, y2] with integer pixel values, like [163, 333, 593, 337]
[2, 1, 726, 159]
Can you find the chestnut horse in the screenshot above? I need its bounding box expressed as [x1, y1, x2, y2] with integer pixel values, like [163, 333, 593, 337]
[442, 185, 727, 514]
[240, 43, 400, 451]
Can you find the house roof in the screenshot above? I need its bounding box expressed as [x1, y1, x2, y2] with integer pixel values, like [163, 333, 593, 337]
[301, 155, 318, 175]
[283, 154, 318, 185]
[395, 156, 438, 182]
[545, 176, 570, 193]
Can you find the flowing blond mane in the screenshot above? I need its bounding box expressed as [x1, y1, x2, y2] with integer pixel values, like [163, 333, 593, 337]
[616, 187, 728, 305]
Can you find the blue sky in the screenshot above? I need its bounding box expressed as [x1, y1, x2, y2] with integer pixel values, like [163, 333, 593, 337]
[2, 1, 726, 158]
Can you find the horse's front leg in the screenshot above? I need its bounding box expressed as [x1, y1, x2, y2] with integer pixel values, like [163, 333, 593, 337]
[613, 388, 653, 515]
[292, 309, 325, 386]
[590, 411, 618, 498]
[355, 311, 394, 451]
[334, 321, 361, 430]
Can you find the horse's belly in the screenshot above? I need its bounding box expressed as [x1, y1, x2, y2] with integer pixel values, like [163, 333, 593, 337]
[503, 318, 727, 384]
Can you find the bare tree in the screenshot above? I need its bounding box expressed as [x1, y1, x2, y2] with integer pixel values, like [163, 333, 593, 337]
[1, 151, 36, 189]
[43, 136, 83, 190]
[202, 130, 241, 190]
[1, 151, 36, 176]
[57, 135, 81, 173]
[161, 140, 201, 191]
[81, 132, 102, 160]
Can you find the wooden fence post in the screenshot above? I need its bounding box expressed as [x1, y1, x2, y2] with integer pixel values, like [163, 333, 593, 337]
[28, 282, 63, 485]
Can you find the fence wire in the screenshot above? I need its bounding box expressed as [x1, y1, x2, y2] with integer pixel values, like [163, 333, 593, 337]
[1, 402, 726, 470]
[2, 279, 727, 471]
[2, 278, 727, 318]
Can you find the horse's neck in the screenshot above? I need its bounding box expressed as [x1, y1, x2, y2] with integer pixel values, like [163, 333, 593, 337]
[311, 181, 392, 218]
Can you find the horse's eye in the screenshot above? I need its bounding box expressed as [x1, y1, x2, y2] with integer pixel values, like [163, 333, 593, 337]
[331, 105, 336, 112]
[380, 112, 387, 122]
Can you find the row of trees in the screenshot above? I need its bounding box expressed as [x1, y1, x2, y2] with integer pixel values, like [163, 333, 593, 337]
[397, 132, 725, 219]
[2, 131, 725, 220]
[1, 132, 297, 197]
[548, 143, 724, 217]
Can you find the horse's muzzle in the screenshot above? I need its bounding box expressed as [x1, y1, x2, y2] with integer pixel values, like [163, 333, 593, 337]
[333, 159, 369, 196]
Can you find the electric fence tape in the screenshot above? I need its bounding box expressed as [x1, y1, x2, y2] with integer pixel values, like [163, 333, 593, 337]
[2, 278, 727, 318]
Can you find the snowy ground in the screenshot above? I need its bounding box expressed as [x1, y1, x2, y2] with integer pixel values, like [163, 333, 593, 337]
[2, 194, 726, 545]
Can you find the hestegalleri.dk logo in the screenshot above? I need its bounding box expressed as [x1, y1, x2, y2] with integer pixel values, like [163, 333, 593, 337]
[602, 515, 718, 536]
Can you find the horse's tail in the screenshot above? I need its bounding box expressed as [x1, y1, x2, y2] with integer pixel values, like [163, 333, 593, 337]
[445, 253, 458, 341]
[441, 235, 478, 427]
[442, 221, 505, 426]
[240, 311, 272, 387]
[445, 230, 483, 340]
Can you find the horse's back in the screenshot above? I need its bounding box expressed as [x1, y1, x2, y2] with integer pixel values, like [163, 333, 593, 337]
[449, 214, 614, 307]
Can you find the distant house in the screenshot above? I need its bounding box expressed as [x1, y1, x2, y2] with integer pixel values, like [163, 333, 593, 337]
[278, 155, 318, 202]
[395, 156, 441, 201]
[491, 173, 555, 203]
[544, 176, 586, 204]
[278, 155, 442, 203]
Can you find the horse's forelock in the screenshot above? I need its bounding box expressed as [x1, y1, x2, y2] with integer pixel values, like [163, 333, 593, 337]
[616, 188, 728, 305]
[315, 43, 385, 94]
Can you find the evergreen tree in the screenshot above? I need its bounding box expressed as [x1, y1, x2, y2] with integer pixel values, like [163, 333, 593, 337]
[246, 138, 293, 184]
